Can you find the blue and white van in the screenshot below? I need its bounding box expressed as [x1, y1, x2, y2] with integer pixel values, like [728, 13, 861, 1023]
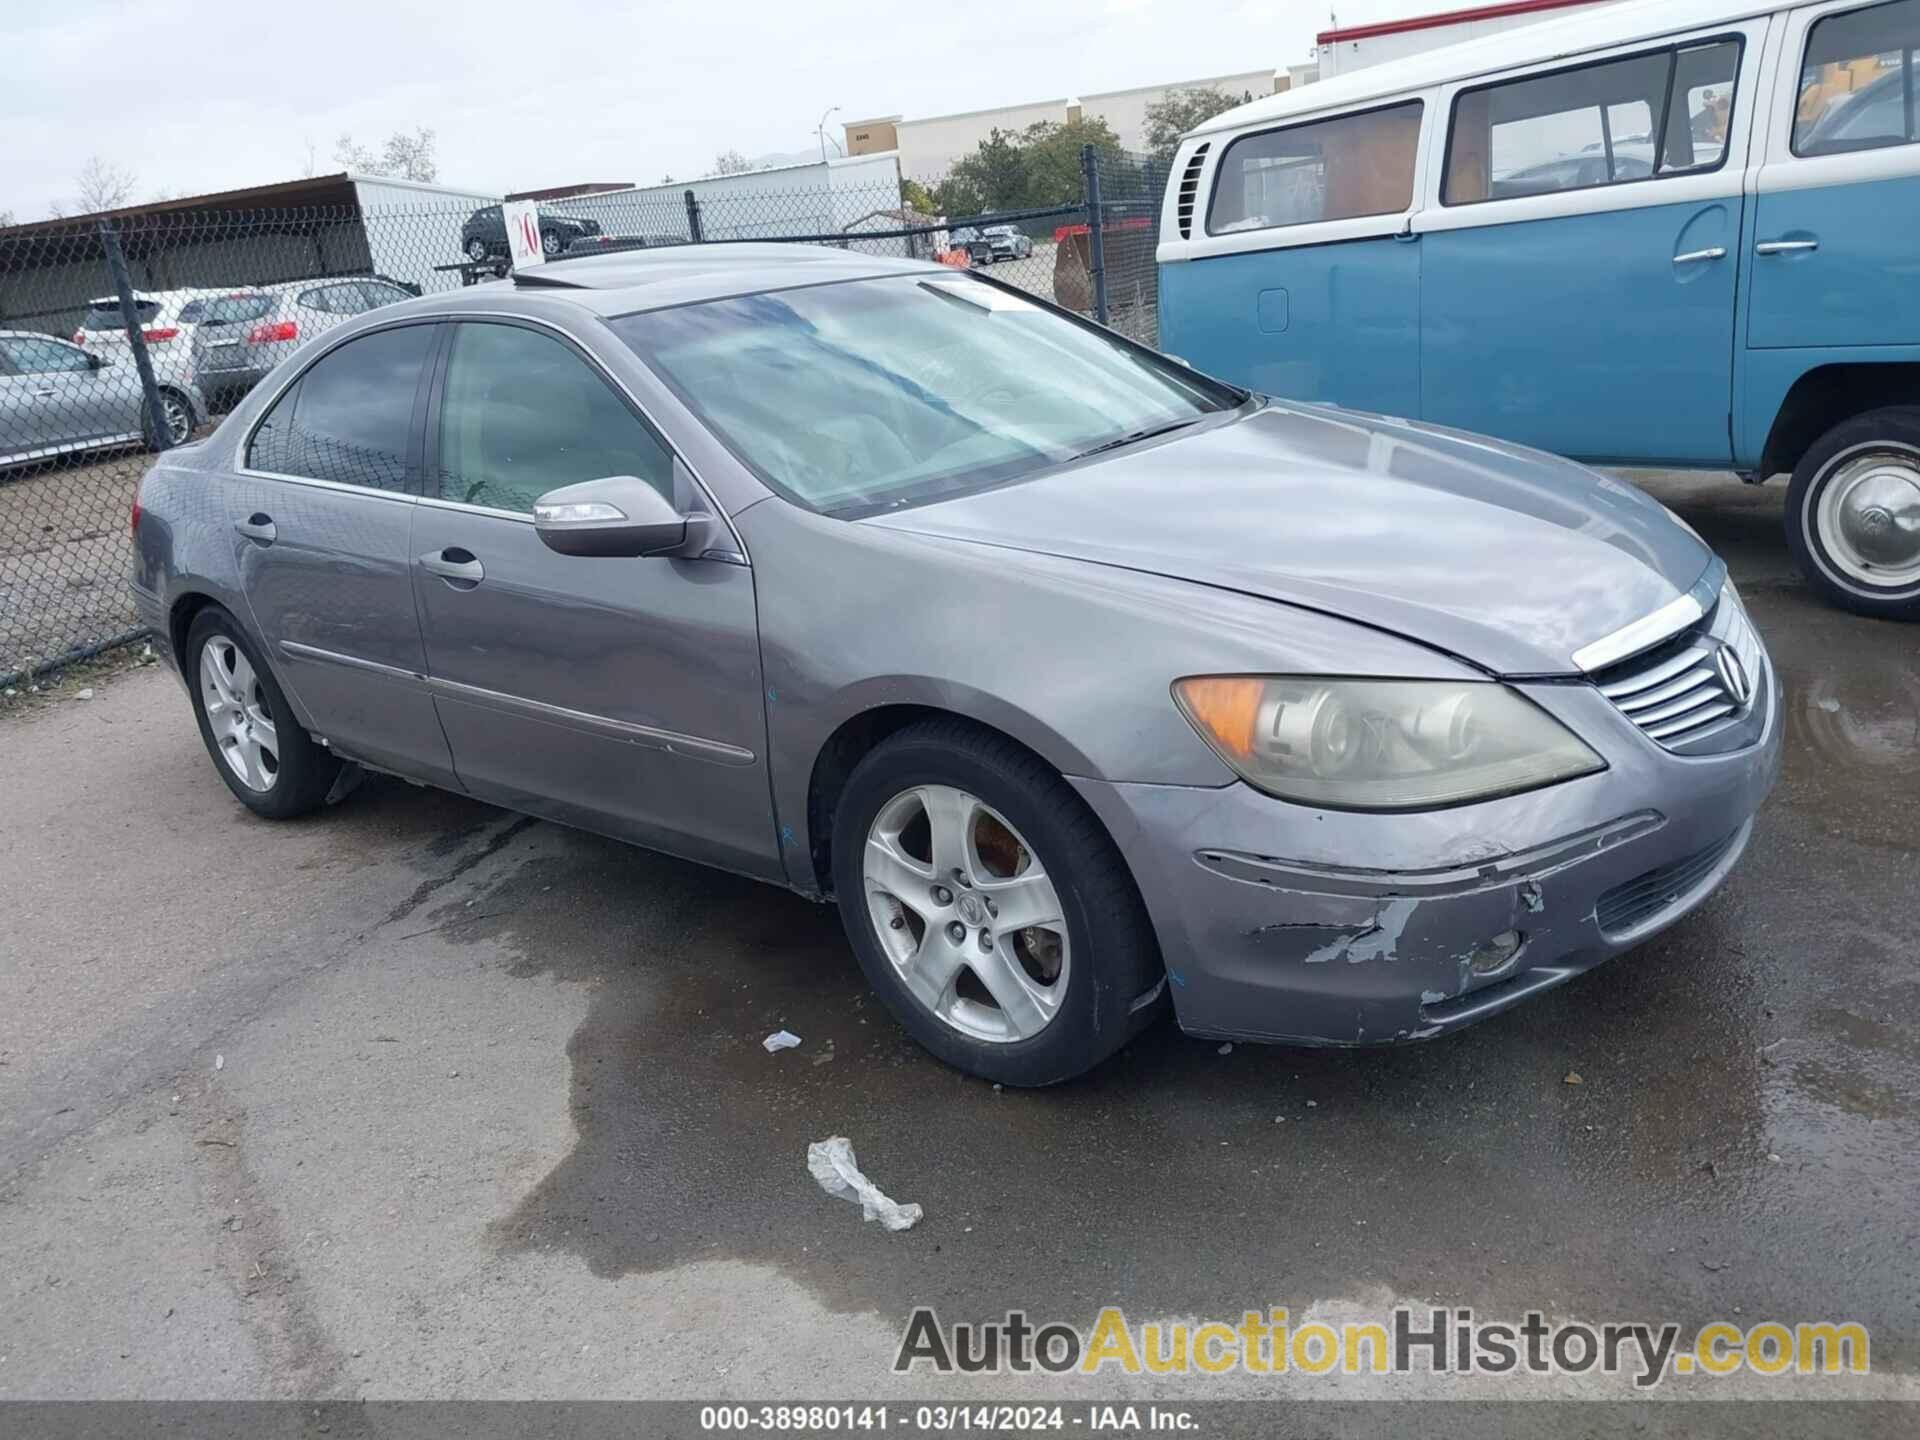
[1158, 0, 1920, 618]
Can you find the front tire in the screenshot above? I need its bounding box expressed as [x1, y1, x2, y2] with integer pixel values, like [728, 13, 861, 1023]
[830, 720, 1163, 1086]
[465, 238, 490, 263]
[541, 228, 564, 257]
[185, 607, 339, 818]
[1787, 407, 1920, 620]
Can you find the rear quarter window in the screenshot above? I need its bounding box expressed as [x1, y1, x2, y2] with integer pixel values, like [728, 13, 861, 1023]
[1207, 101, 1424, 236]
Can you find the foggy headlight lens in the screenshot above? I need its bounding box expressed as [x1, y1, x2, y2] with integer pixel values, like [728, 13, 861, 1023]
[1173, 677, 1604, 811]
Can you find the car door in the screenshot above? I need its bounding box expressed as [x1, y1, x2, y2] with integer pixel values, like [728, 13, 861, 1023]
[232, 320, 459, 787]
[410, 317, 778, 878]
[1747, 0, 1920, 351]
[1417, 27, 1760, 466]
[0, 335, 138, 451]
[1157, 99, 1428, 416]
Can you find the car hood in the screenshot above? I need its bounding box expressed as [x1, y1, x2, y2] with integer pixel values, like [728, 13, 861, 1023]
[866, 401, 1716, 676]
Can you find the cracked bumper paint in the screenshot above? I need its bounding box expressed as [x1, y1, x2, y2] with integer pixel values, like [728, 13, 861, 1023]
[1071, 673, 1782, 1046]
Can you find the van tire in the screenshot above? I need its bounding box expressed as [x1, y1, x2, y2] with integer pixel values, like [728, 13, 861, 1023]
[1786, 407, 1920, 620]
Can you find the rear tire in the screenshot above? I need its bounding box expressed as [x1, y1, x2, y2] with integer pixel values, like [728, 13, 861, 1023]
[465, 238, 489, 263]
[185, 607, 339, 819]
[830, 719, 1164, 1086]
[1786, 407, 1920, 620]
[143, 387, 193, 450]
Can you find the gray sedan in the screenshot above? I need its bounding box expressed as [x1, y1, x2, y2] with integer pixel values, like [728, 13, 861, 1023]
[2, 329, 199, 468]
[131, 245, 1779, 1085]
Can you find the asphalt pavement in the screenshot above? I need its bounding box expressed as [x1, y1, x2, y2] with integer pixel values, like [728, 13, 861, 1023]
[0, 471, 1914, 1431]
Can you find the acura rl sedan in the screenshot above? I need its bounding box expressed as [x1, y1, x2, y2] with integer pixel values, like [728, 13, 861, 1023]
[130, 245, 1780, 1085]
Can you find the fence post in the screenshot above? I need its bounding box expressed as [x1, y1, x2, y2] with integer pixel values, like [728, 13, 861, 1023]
[684, 190, 704, 244]
[1080, 145, 1109, 327]
[97, 219, 172, 450]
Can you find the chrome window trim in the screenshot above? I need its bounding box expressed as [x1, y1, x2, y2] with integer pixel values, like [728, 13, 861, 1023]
[234, 467, 420, 506]
[279, 640, 424, 683]
[1571, 562, 1726, 673]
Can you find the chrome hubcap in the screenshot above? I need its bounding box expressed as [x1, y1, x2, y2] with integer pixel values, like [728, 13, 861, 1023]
[163, 395, 189, 443]
[200, 638, 278, 792]
[1816, 447, 1920, 588]
[863, 785, 1069, 1044]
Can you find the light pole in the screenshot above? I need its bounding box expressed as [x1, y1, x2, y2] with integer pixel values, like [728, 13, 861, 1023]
[817, 105, 841, 165]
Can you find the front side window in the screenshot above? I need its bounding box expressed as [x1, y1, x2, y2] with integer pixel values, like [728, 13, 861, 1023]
[434, 322, 675, 514]
[1207, 101, 1424, 235]
[1445, 40, 1740, 204]
[247, 323, 434, 490]
[1795, 0, 1918, 156]
[4, 337, 93, 374]
[613, 274, 1240, 515]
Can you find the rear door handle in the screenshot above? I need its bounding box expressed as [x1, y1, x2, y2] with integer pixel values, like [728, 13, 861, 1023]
[33, 387, 56, 398]
[1673, 247, 1727, 265]
[1757, 239, 1819, 255]
[419, 547, 484, 585]
[233, 513, 276, 544]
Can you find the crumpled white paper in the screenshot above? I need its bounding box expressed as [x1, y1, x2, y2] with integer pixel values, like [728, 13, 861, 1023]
[763, 1030, 802, 1053]
[806, 1136, 923, 1232]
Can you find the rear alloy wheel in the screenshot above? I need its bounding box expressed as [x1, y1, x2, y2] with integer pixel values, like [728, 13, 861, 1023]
[465, 237, 490, 263]
[1788, 407, 1920, 620]
[185, 607, 339, 818]
[144, 388, 193, 450]
[541, 228, 564, 257]
[832, 720, 1164, 1085]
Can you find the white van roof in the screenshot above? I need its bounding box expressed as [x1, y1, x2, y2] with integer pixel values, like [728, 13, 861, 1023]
[1191, 0, 1776, 138]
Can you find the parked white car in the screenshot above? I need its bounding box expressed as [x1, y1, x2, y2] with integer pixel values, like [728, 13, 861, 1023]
[73, 287, 227, 373]
[191, 276, 416, 404]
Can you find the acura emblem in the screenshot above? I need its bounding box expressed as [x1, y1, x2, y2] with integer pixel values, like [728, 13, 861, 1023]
[1714, 645, 1752, 707]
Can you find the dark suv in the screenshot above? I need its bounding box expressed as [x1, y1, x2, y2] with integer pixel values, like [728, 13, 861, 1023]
[460, 205, 602, 263]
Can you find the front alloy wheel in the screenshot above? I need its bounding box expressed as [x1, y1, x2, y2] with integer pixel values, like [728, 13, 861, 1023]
[864, 785, 1070, 1043]
[1788, 408, 1920, 620]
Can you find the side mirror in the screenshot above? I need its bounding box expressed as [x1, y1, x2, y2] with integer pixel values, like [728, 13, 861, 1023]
[88, 352, 108, 370]
[533, 474, 707, 558]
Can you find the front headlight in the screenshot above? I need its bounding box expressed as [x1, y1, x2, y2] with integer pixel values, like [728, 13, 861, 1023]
[1173, 676, 1604, 811]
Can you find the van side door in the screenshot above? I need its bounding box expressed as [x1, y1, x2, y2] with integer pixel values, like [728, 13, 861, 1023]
[1417, 22, 1767, 466]
[1158, 99, 1429, 417]
[1746, 0, 1920, 355]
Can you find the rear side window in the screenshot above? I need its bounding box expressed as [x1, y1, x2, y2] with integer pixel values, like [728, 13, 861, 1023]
[247, 324, 434, 491]
[1795, 0, 1918, 156]
[1444, 39, 1741, 204]
[82, 300, 158, 331]
[1207, 101, 1424, 235]
[434, 322, 674, 513]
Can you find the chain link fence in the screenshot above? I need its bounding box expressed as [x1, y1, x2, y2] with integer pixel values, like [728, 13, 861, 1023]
[0, 147, 1168, 684]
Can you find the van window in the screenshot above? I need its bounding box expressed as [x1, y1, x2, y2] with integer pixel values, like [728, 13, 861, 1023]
[1795, 0, 1918, 156]
[1444, 40, 1740, 204]
[1206, 101, 1423, 236]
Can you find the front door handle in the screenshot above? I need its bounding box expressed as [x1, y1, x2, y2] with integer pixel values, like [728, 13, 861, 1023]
[1673, 247, 1727, 265]
[33, 387, 56, 398]
[1757, 239, 1819, 255]
[419, 547, 484, 585]
[233, 513, 276, 544]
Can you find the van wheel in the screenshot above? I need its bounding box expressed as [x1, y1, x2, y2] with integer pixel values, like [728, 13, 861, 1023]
[1787, 408, 1920, 620]
[830, 720, 1164, 1086]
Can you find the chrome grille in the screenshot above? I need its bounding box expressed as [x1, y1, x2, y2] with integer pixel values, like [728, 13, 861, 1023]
[1595, 594, 1763, 751]
[1175, 143, 1210, 239]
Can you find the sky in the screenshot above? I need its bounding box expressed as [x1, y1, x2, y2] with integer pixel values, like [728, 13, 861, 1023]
[0, 0, 1440, 218]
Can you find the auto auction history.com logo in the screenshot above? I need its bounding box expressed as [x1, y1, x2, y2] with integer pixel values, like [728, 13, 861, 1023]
[893, 1306, 1870, 1389]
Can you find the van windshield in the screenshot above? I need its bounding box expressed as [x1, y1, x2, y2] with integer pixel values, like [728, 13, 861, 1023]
[612, 274, 1243, 515]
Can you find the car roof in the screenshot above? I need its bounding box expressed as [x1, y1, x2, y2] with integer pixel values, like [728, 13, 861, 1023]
[496, 242, 949, 316]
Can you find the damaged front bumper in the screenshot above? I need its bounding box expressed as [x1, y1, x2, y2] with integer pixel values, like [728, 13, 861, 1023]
[1071, 671, 1781, 1046]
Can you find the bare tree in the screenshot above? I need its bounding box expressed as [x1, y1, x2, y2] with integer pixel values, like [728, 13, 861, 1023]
[334, 128, 438, 182]
[712, 149, 753, 176]
[74, 154, 137, 214]
[0, 209, 15, 228]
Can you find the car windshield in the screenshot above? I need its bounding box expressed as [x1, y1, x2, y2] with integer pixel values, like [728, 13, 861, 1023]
[612, 274, 1241, 513]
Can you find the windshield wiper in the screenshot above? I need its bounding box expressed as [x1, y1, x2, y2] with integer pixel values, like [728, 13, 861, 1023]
[1067, 417, 1206, 464]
